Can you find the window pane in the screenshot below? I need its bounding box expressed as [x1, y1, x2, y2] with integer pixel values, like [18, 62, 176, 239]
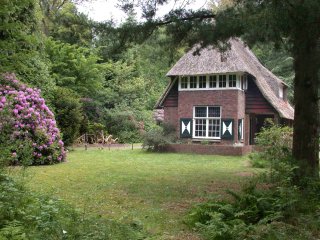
[208, 119, 220, 137]
[181, 77, 188, 88]
[195, 107, 207, 117]
[209, 75, 216, 88]
[199, 76, 206, 88]
[195, 119, 206, 137]
[228, 74, 237, 87]
[190, 76, 197, 88]
[208, 107, 220, 117]
[219, 75, 226, 88]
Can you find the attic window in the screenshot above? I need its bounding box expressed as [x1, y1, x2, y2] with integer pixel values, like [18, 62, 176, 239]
[199, 76, 207, 88]
[181, 77, 188, 89]
[178, 74, 245, 91]
[219, 75, 227, 88]
[240, 75, 248, 90]
[209, 76, 217, 88]
[279, 85, 283, 99]
[229, 75, 237, 87]
[190, 76, 197, 88]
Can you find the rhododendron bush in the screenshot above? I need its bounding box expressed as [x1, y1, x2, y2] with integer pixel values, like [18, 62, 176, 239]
[0, 73, 65, 165]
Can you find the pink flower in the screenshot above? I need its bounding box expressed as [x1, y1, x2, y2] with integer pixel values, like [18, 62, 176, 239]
[2, 73, 65, 165]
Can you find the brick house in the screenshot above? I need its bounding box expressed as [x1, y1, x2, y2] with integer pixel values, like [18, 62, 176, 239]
[154, 38, 294, 154]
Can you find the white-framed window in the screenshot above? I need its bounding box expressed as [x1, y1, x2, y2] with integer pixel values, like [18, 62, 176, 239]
[240, 75, 248, 90]
[199, 76, 207, 88]
[229, 74, 237, 88]
[193, 106, 221, 139]
[209, 75, 217, 88]
[181, 77, 188, 89]
[219, 75, 227, 88]
[279, 85, 283, 99]
[190, 76, 197, 88]
[179, 73, 246, 91]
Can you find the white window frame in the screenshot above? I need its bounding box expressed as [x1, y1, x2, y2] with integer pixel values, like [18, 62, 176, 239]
[192, 106, 222, 140]
[199, 75, 207, 88]
[189, 76, 197, 88]
[179, 73, 247, 91]
[180, 76, 188, 89]
[279, 85, 283, 99]
[209, 75, 217, 88]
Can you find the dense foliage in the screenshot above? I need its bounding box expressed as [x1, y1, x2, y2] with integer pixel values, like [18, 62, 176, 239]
[142, 123, 176, 151]
[187, 124, 320, 239]
[0, 74, 66, 166]
[250, 122, 293, 169]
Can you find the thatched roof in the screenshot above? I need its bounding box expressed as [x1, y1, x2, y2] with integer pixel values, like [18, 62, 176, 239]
[158, 38, 294, 120]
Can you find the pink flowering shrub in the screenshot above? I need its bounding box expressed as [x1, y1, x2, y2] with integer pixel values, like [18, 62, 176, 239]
[0, 73, 66, 165]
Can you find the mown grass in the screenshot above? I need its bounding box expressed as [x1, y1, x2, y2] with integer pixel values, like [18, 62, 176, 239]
[16, 148, 255, 239]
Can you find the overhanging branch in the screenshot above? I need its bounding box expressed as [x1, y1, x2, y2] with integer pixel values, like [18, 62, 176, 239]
[154, 13, 216, 26]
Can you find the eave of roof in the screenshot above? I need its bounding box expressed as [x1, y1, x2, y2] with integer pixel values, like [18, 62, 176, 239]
[154, 77, 177, 109]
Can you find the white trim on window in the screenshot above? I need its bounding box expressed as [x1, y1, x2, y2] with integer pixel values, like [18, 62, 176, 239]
[192, 106, 221, 140]
[279, 85, 283, 99]
[178, 73, 247, 91]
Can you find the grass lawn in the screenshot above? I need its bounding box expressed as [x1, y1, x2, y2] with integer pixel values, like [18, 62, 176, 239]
[17, 148, 256, 239]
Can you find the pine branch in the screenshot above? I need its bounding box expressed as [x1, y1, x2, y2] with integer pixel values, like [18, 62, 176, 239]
[153, 12, 216, 27]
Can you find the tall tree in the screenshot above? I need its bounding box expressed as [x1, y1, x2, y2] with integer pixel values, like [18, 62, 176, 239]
[40, 1, 93, 45]
[0, 0, 55, 99]
[119, 0, 320, 180]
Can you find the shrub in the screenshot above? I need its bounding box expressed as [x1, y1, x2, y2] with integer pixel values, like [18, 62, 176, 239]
[0, 73, 65, 165]
[255, 121, 293, 162]
[142, 123, 176, 151]
[250, 122, 293, 169]
[104, 109, 144, 143]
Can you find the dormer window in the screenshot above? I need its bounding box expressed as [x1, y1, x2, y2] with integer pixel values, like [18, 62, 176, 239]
[199, 76, 207, 88]
[240, 75, 248, 90]
[219, 75, 227, 88]
[229, 75, 237, 88]
[178, 73, 247, 91]
[209, 76, 217, 88]
[181, 77, 188, 89]
[190, 76, 197, 88]
[279, 85, 283, 99]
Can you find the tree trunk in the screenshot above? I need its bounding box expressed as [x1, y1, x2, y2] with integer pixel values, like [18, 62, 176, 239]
[292, 35, 320, 181]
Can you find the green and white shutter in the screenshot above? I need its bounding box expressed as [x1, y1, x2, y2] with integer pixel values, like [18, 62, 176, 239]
[180, 118, 192, 138]
[221, 119, 234, 140]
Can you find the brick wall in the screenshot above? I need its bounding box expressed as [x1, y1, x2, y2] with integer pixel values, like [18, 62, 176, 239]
[164, 106, 178, 130]
[162, 144, 253, 156]
[176, 90, 246, 144]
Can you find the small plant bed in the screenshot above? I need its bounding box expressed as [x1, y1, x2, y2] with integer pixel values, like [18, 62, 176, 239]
[18, 149, 255, 239]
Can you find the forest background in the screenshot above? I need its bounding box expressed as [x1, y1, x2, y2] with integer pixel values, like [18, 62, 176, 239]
[0, 0, 294, 146]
